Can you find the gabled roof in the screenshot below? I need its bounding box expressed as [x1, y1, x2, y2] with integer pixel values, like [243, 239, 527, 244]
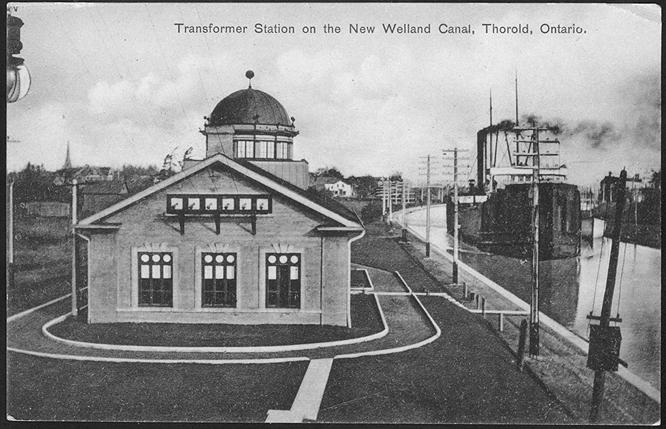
[234, 159, 360, 224]
[78, 154, 362, 228]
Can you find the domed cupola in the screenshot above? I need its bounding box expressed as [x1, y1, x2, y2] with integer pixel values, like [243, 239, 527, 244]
[209, 88, 294, 128]
[202, 71, 308, 189]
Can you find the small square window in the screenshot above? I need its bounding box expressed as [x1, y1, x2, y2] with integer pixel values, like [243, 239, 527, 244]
[205, 198, 217, 210]
[256, 198, 269, 211]
[239, 198, 252, 211]
[188, 198, 200, 210]
[222, 198, 235, 211]
[170, 197, 183, 210]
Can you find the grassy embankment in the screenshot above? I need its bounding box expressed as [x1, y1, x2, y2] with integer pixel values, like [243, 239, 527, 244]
[8, 216, 72, 316]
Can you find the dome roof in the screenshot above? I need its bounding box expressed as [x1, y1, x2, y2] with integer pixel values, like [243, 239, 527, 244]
[209, 88, 293, 127]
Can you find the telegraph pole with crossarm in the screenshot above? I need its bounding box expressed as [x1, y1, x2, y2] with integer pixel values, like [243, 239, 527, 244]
[442, 147, 470, 284]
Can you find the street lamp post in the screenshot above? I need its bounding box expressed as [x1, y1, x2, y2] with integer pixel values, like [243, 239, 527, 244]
[7, 12, 31, 103]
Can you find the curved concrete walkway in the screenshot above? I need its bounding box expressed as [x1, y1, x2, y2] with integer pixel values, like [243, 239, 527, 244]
[7, 265, 438, 364]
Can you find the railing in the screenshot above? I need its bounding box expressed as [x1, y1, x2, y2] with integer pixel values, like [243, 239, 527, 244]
[456, 286, 528, 333]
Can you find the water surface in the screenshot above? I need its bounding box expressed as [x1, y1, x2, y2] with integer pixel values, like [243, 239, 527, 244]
[405, 206, 661, 391]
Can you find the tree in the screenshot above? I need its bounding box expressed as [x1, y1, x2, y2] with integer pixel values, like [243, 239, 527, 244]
[389, 171, 403, 181]
[120, 164, 159, 178]
[348, 175, 379, 199]
[313, 166, 344, 180]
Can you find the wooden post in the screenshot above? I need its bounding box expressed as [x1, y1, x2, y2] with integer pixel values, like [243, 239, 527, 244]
[401, 180, 407, 241]
[425, 155, 431, 256]
[453, 147, 459, 283]
[382, 179, 386, 218]
[481, 297, 486, 318]
[517, 319, 528, 371]
[589, 169, 628, 423]
[388, 179, 393, 223]
[71, 179, 78, 316]
[499, 312, 504, 332]
[463, 282, 468, 299]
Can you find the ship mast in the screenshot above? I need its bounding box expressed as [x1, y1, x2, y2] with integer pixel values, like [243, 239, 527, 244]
[515, 70, 519, 126]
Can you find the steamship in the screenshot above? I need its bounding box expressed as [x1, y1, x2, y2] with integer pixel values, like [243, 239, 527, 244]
[446, 120, 581, 260]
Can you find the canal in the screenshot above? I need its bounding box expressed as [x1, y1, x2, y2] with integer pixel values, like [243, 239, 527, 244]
[403, 205, 661, 392]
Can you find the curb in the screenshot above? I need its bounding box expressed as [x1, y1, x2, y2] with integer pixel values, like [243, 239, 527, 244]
[41, 294, 389, 354]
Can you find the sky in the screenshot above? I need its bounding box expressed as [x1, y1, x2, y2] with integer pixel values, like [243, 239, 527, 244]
[6, 3, 661, 186]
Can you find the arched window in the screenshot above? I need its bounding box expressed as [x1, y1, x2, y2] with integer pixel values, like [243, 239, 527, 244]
[265, 253, 300, 308]
[138, 252, 173, 307]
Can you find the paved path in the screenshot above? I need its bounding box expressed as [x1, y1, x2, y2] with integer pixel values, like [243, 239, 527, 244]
[266, 358, 334, 422]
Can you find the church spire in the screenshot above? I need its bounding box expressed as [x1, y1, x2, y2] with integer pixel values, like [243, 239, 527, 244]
[63, 141, 72, 169]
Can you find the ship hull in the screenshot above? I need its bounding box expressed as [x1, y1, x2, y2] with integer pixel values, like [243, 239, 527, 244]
[448, 183, 581, 260]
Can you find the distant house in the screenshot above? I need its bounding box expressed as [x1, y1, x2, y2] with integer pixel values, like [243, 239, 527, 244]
[54, 165, 115, 185]
[599, 171, 644, 203]
[325, 180, 355, 198]
[313, 177, 355, 198]
[599, 172, 620, 203]
[79, 181, 129, 218]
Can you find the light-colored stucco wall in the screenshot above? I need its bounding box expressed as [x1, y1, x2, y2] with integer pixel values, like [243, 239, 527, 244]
[86, 165, 352, 326]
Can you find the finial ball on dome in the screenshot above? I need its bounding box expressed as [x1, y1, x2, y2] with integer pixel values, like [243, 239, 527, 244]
[245, 70, 255, 80]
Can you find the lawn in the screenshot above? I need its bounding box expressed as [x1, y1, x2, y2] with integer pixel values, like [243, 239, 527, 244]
[350, 269, 372, 289]
[48, 294, 384, 347]
[7, 352, 307, 422]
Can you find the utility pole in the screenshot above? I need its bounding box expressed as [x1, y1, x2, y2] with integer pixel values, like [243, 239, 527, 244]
[381, 178, 387, 219]
[419, 155, 438, 257]
[388, 179, 393, 223]
[530, 127, 540, 357]
[8, 180, 15, 289]
[401, 179, 407, 240]
[442, 148, 469, 284]
[425, 157, 431, 256]
[71, 179, 78, 316]
[453, 148, 459, 283]
[587, 169, 628, 423]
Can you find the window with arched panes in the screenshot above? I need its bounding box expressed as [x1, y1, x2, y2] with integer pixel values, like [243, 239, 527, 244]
[201, 252, 237, 307]
[138, 252, 173, 307]
[266, 253, 301, 308]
